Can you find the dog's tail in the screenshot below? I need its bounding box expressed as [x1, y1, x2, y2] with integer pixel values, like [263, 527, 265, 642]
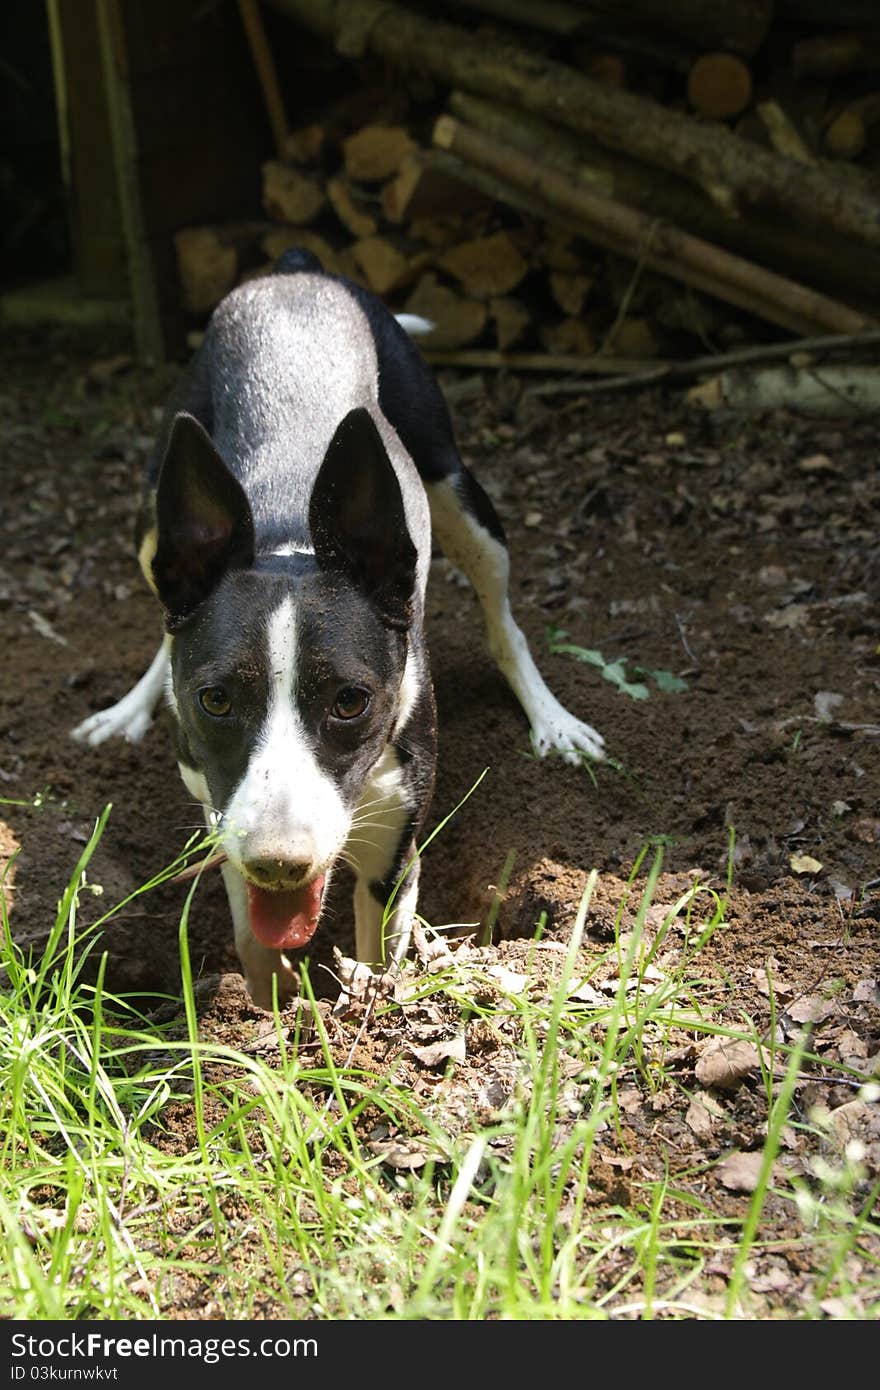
[394, 313, 434, 336]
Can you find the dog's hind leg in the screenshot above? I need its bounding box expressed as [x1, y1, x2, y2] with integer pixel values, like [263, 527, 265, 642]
[426, 474, 605, 765]
[71, 636, 171, 747]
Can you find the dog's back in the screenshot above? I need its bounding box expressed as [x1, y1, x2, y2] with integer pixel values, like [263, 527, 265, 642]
[73, 248, 606, 1009]
[141, 258, 431, 570]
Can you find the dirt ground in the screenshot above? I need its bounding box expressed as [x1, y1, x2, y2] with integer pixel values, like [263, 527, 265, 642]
[1, 324, 878, 1318]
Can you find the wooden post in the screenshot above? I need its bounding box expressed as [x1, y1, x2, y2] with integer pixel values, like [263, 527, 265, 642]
[95, 0, 164, 360]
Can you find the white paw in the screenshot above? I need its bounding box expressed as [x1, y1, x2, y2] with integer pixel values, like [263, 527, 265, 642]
[71, 702, 153, 747]
[530, 708, 606, 765]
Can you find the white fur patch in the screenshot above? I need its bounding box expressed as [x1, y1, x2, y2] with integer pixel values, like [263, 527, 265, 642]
[178, 761, 212, 813]
[427, 478, 605, 764]
[269, 542, 314, 558]
[347, 744, 414, 963]
[393, 647, 420, 738]
[220, 595, 349, 873]
[70, 637, 170, 746]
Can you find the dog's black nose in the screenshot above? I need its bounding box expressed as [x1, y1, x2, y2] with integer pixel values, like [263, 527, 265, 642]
[245, 857, 312, 888]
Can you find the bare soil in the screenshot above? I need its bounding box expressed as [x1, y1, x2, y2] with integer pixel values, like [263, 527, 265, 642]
[1, 326, 878, 1318]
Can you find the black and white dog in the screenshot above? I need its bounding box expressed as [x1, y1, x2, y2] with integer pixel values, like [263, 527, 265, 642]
[72, 249, 604, 1006]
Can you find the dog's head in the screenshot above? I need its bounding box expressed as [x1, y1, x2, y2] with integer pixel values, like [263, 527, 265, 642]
[150, 409, 424, 954]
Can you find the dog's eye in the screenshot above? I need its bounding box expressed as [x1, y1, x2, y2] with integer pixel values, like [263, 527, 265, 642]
[198, 686, 232, 718]
[331, 686, 371, 721]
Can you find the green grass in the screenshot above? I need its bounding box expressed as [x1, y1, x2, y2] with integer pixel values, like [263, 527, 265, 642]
[1, 810, 878, 1320]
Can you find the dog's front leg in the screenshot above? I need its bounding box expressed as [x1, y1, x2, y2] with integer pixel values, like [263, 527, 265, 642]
[347, 745, 425, 967]
[221, 861, 299, 1010]
[71, 636, 171, 746]
[353, 850, 421, 967]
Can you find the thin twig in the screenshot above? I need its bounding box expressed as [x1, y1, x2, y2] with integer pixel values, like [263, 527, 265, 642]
[524, 328, 880, 398]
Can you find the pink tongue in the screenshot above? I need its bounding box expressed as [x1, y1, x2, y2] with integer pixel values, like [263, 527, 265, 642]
[247, 875, 325, 951]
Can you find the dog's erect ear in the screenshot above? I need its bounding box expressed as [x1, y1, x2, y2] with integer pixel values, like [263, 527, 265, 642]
[309, 408, 418, 630]
[151, 413, 254, 625]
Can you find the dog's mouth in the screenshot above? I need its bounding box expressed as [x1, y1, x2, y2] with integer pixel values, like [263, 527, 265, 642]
[246, 875, 326, 952]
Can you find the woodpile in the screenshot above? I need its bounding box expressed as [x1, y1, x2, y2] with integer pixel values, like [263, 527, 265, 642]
[174, 0, 880, 369]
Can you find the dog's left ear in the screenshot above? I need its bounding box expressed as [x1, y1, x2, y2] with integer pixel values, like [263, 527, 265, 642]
[309, 408, 418, 630]
[152, 413, 254, 625]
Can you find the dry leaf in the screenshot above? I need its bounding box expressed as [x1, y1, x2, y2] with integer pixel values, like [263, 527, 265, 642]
[814, 690, 843, 722]
[716, 1150, 767, 1192]
[695, 1038, 761, 1090]
[786, 993, 835, 1024]
[368, 1137, 448, 1169]
[409, 1033, 466, 1067]
[486, 964, 528, 995]
[789, 853, 823, 875]
[685, 1094, 723, 1139]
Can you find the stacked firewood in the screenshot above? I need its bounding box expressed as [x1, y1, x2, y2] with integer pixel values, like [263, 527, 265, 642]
[175, 0, 880, 364]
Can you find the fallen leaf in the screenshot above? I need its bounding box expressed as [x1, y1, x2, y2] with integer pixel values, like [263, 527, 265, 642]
[786, 993, 835, 1024]
[685, 1093, 724, 1139]
[695, 1038, 761, 1090]
[568, 978, 604, 1005]
[789, 853, 823, 875]
[797, 453, 837, 474]
[368, 1137, 449, 1170]
[814, 690, 843, 722]
[409, 1033, 466, 1067]
[716, 1150, 767, 1193]
[827, 1099, 880, 1147]
[486, 964, 528, 994]
[765, 606, 809, 629]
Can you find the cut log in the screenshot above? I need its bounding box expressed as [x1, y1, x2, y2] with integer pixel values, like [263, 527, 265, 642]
[444, 0, 589, 39]
[409, 214, 473, 248]
[490, 295, 531, 349]
[266, 0, 880, 248]
[756, 101, 815, 164]
[688, 364, 880, 414]
[538, 230, 584, 273]
[581, 52, 628, 87]
[823, 110, 866, 160]
[326, 176, 378, 238]
[438, 231, 529, 297]
[259, 227, 344, 273]
[549, 270, 593, 316]
[381, 151, 492, 222]
[540, 317, 597, 356]
[403, 273, 488, 347]
[581, 0, 774, 56]
[687, 53, 753, 120]
[175, 223, 266, 314]
[350, 236, 429, 295]
[603, 317, 661, 357]
[433, 115, 877, 336]
[284, 123, 326, 164]
[824, 91, 880, 159]
[447, 90, 880, 309]
[792, 33, 880, 79]
[342, 124, 418, 181]
[262, 161, 325, 224]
